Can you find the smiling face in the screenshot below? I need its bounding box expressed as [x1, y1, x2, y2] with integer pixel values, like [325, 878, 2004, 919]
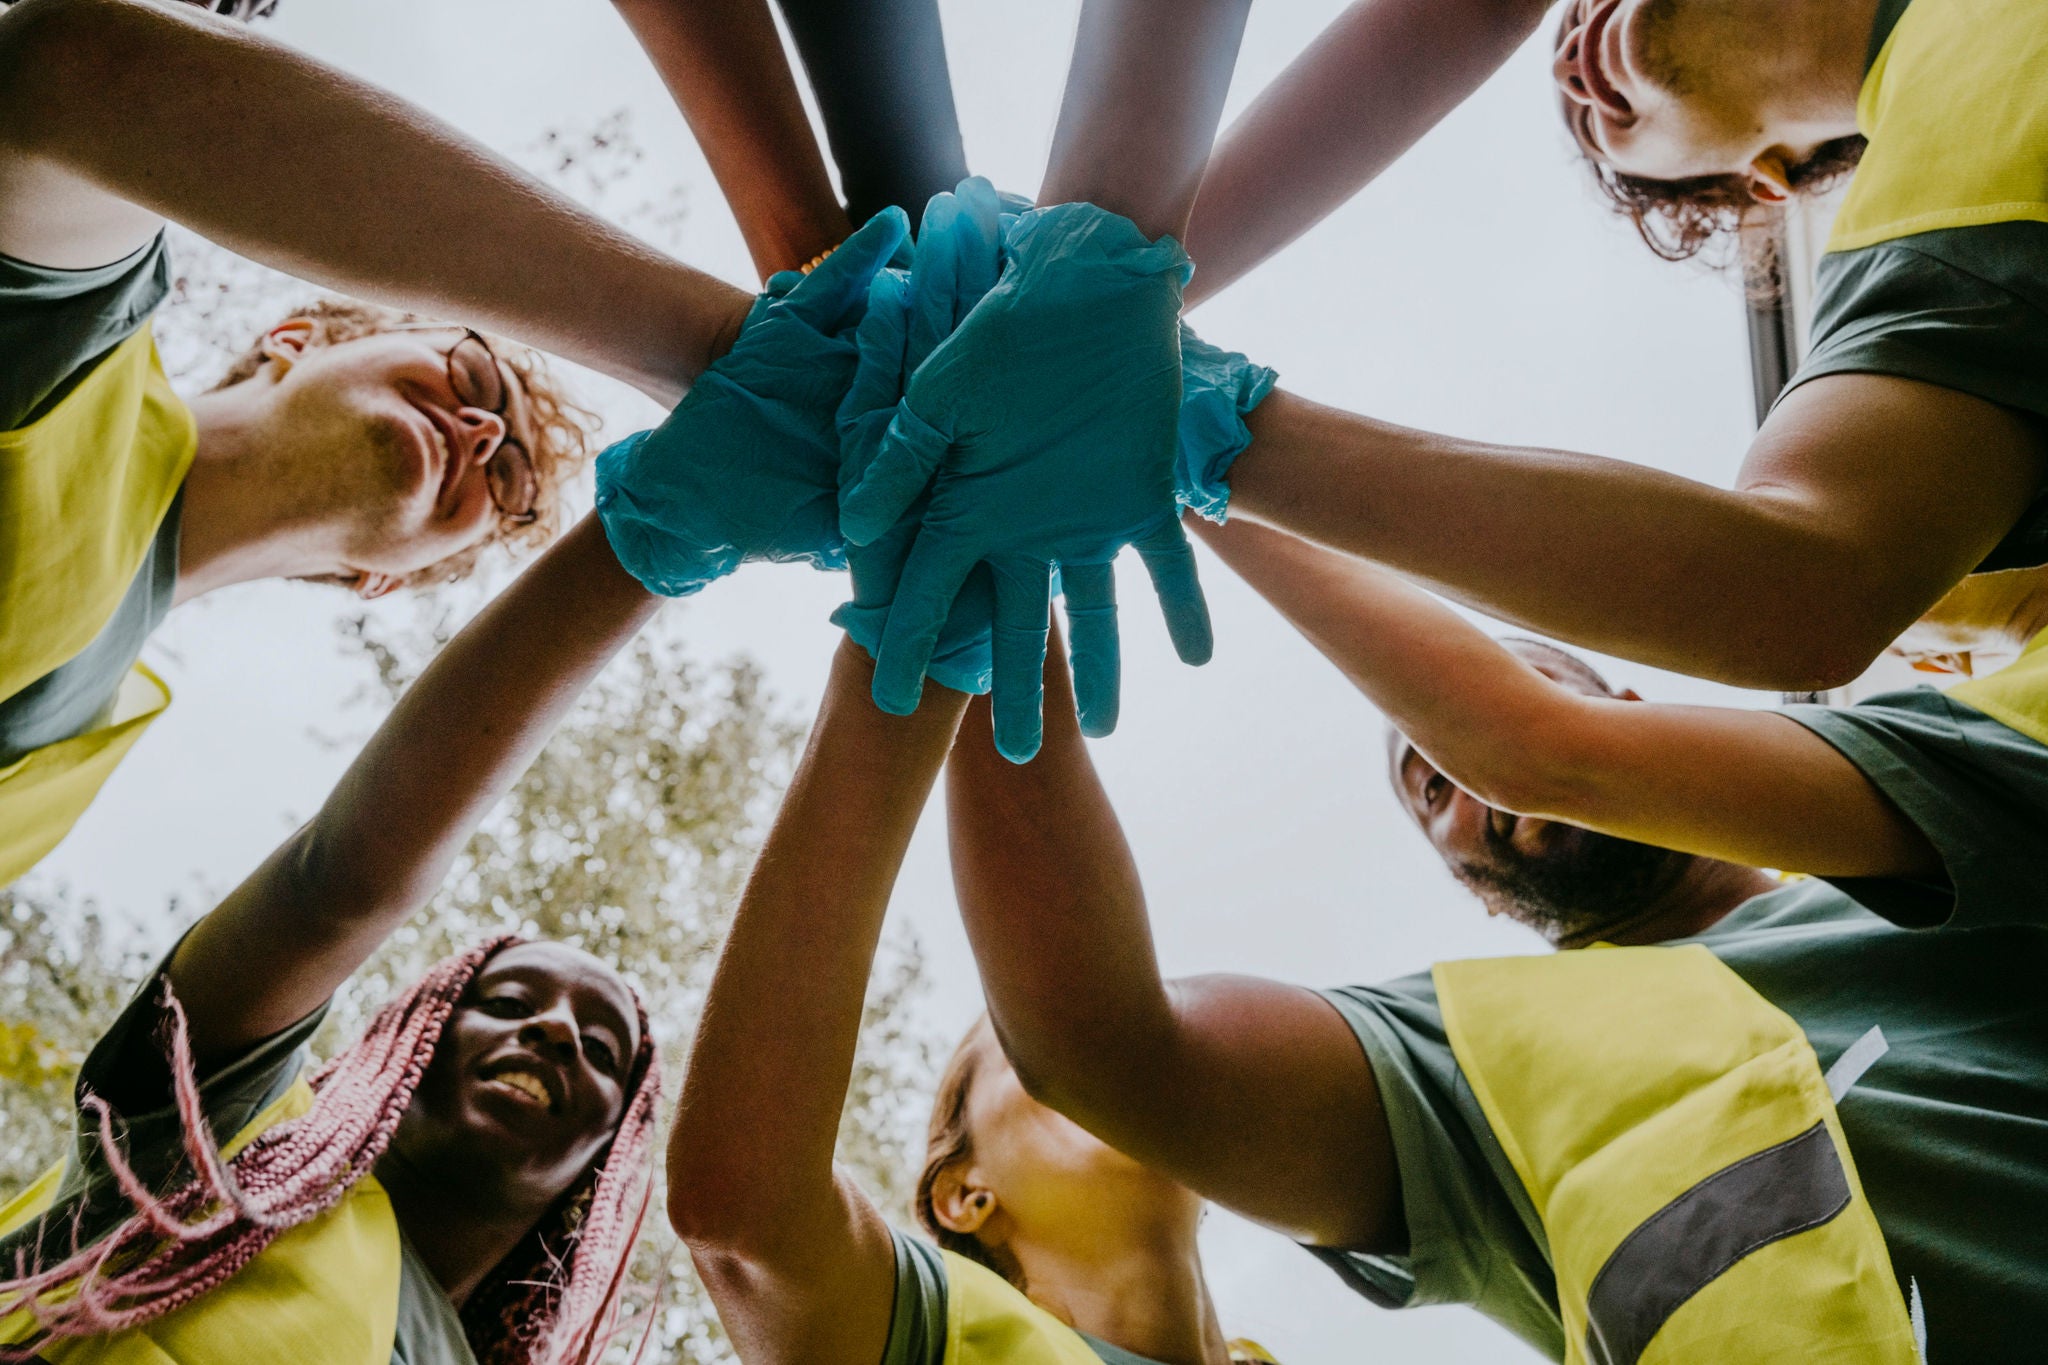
[245, 320, 543, 595]
[388, 941, 643, 1215]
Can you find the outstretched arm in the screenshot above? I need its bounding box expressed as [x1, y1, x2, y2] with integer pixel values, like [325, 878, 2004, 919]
[946, 630, 1399, 1250]
[609, 0, 851, 281]
[1194, 515, 1941, 878]
[166, 516, 662, 1066]
[668, 643, 967, 1365]
[1038, 0, 1251, 237]
[0, 0, 747, 402]
[1181, 0, 1552, 305]
[1222, 378, 2047, 691]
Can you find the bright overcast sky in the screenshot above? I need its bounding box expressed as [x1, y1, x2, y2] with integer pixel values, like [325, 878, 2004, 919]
[38, 0, 1836, 1359]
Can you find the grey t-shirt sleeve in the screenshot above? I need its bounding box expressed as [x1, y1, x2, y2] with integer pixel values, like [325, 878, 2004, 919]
[1780, 686, 2048, 929]
[1784, 222, 2048, 571]
[391, 1230, 479, 1365]
[0, 235, 171, 431]
[0, 942, 327, 1266]
[1309, 980, 1564, 1360]
[880, 1229, 948, 1365]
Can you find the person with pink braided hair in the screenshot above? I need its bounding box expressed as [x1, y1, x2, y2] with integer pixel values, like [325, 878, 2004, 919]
[0, 508, 673, 1365]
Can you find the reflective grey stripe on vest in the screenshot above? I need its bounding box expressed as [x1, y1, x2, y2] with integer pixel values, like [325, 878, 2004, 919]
[1584, 1122, 1852, 1365]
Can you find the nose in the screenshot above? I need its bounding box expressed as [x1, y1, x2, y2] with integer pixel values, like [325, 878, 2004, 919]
[517, 1000, 578, 1059]
[452, 404, 508, 466]
[1553, 22, 1595, 106]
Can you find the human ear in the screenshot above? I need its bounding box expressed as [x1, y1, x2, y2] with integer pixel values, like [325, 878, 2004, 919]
[258, 318, 319, 376]
[929, 1164, 998, 1237]
[1746, 151, 1794, 205]
[352, 571, 401, 601]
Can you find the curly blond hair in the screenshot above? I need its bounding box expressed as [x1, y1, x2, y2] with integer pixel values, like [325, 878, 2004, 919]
[214, 298, 598, 591]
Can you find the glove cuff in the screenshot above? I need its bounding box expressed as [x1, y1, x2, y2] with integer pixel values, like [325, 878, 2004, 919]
[1176, 357, 1278, 524]
[595, 430, 739, 597]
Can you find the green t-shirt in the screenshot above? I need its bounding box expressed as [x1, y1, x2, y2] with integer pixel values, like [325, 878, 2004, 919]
[0, 237, 185, 756]
[1781, 0, 2048, 571]
[0, 950, 475, 1365]
[882, 1230, 1183, 1365]
[1311, 686, 2048, 1363]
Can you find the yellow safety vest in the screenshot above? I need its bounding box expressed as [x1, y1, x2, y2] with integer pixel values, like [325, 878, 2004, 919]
[939, 1249, 1277, 1364]
[1949, 625, 2048, 745]
[0, 1078, 404, 1365]
[0, 325, 193, 886]
[1827, 0, 2048, 253]
[1434, 945, 1916, 1365]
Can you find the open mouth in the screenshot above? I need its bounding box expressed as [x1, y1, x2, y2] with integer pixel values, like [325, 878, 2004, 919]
[479, 1059, 560, 1114]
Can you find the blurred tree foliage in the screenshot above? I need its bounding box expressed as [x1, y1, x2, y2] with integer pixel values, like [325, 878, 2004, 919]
[1, 112, 942, 1361]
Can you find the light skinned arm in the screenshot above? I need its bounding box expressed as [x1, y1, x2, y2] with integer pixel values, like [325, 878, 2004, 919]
[668, 642, 968, 1365]
[1181, 0, 1552, 305]
[946, 629, 1400, 1251]
[609, 0, 852, 281]
[165, 515, 663, 1065]
[1224, 379, 2048, 691]
[0, 0, 748, 403]
[1194, 515, 1941, 878]
[1038, 0, 1252, 238]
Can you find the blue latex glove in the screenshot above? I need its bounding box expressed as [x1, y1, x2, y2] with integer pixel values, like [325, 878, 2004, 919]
[1176, 326, 1277, 524]
[595, 207, 909, 597]
[834, 180, 1008, 695]
[840, 200, 1209, 762]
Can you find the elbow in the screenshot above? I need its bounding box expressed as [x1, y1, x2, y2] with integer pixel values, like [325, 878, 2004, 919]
[664, 1152, 760, 1257]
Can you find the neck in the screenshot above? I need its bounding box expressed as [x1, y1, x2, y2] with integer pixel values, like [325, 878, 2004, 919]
[1570, 858, 1778, 948]
[374, 1149, 544, 1307]
[175, 387, 346, 603]
[1009, 1216, 1230, 1365]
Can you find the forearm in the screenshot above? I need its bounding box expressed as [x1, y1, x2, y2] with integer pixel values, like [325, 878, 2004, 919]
[613, 0, 850, 281]
[0, 0, 744, 402]
[946, 689, 1177, 1105]
[1192, 516, 1577, 809]
[1039, 0, 1251, 238]
[1193, 517, 1940, 880]
[1182, 0, 1548, 305]
[669, 641, 967, 1250]
[1227, 387, 1975, 690]
[173, 515, 659, 1053]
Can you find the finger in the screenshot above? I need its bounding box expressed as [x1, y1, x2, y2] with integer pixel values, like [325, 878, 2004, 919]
[950, 176, 1004, 321]
[908, 191, 964, 369]
[782, 206, 910, 332]
[989, 558, 1054, 764]
[1134, 522, 1214, 666]
[839, 401, 950, 545]
[838, 270, 912, 449]
[873, 534, 978, 715]
[1058, 561, 1120, 738]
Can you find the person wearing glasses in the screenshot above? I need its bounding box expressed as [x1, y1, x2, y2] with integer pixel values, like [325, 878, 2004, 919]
[0, 0, 843, 887]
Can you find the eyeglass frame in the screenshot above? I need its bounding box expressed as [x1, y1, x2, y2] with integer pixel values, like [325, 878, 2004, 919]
[384, 322, 541, 528]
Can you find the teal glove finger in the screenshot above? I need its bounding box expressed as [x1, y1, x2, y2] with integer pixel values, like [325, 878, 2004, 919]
[872, 532, 981, 715]
[989, 557, 1055, 763]
[866, 201, 1202, 745]
[596, 208, 908, 596]
[1132, 521, 1213, 665]
[833, 191, 1005, 696]
[1176, 325, 1277, 524]
[840, 177, 1004, 546]
[1058, 561, 1119, 739]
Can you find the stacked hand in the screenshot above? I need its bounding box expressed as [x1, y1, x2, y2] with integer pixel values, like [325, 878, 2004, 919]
[840, 187, 1210, 761]
[595, 208, 909, 597]
[595, 182, 1274, 762]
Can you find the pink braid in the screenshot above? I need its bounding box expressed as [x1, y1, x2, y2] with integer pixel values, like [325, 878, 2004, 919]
[0, 937, 661, 1365]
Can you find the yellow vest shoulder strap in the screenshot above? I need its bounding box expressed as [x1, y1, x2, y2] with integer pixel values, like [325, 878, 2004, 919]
[1949, 626, 2048, 746]
[940, 1250, 1106, 1365]
[1435, 946, 1916, 1365]
[1828, 0, 2048, 251]
[2, 1078, 404, 1365]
